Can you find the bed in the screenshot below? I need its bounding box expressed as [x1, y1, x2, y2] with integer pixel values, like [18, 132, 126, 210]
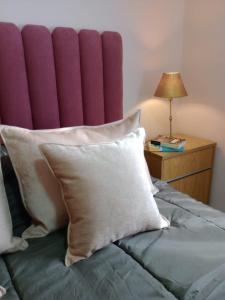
[0, 22, 225, 300]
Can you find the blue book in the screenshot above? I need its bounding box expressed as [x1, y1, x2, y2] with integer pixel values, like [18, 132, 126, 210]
[160, 146, 184, 152]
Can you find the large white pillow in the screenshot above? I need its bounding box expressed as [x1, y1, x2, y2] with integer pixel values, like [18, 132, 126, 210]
[40, 128, 169, 266]
[0, 159, 28, 254]
[1, 111, 158, 238]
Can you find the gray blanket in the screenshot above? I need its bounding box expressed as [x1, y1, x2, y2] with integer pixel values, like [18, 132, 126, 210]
[1, 180, 225, 300]
[184, 264, 225, 300]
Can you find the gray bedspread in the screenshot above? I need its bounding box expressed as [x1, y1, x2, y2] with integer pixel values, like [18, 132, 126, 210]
[1, 180, 225, 300]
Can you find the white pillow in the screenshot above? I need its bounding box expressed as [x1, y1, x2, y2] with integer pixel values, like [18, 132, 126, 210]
[2, 111, 158, 238]
[0, 286, 6, 298]
[0, 159, 28, 254]
[41, 128, 169, 266]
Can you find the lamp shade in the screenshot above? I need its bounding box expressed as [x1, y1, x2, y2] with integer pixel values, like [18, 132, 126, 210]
[154, 72, 188, 99]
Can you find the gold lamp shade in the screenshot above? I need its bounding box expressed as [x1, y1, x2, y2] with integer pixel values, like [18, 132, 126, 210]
[154, 72, 188, 138]
[154, 72, 187, 99]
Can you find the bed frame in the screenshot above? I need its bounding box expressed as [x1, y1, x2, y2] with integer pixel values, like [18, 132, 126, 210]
[0, 22, 123, 129]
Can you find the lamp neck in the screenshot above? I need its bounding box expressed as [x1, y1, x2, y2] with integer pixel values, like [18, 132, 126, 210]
[169, 98, 173, 138]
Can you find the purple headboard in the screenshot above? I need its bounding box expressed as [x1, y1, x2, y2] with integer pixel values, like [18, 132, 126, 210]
[0, 22, 123, 129]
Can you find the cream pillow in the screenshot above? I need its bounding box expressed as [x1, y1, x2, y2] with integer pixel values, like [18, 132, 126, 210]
[2, 111, 157, 238]
[0, 286, 6, 298]
[0, 159, 28, 254]
[40, 128, 169, 266]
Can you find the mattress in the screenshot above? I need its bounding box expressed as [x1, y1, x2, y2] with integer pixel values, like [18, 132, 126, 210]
[1, 179, 225, 300]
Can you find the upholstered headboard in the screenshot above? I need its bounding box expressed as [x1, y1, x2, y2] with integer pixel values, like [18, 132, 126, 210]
[0, 22, 123, 129]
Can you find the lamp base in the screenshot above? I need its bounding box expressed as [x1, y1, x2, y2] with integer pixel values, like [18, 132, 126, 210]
[151, 134, 183, 144]
[165, 135, 178, 141]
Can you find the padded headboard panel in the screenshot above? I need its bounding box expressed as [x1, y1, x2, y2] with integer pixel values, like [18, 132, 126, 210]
[0, 22, 123, 129]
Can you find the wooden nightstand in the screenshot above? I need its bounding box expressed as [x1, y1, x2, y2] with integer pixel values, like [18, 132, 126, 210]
[144, 134, 216, 204]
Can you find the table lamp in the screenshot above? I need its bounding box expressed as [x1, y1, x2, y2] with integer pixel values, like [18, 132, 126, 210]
[154, 72, 188, 138]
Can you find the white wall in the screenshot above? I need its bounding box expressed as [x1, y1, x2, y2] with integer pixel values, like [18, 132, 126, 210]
[174, 0, 225, 210]
[0, 0, 184, 138]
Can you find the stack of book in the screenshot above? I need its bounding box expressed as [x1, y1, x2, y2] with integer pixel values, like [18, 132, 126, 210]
[147, 135, 186, 152]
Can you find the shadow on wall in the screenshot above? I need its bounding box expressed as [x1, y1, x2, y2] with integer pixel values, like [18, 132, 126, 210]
[132, 98, 169, 139]
[175, 100, 225, 139]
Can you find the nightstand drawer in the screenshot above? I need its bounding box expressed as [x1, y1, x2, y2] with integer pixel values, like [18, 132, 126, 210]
[170, 169, 212, 204]
[162, 147, 214, 181]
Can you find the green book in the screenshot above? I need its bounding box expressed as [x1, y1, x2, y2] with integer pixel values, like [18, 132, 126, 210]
[160, 146, 184, 152]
